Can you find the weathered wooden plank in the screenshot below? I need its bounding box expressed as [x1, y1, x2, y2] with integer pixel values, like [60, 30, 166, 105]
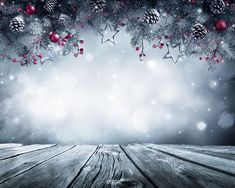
[166, 145, 235, 160]
[0, 144, 54, 160]
[68, 145, 156, 188]
[147, 144, 235, 176]
[0, 145, 97, 188]
[168, 145, 235, 154]
[122, 144, 235, 188]
[0, 144, 22, 150]
[0, 145, 74, 184]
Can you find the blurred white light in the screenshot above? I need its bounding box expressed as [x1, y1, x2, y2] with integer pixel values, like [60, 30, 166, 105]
[112, 74, 117, 79]
[13, 117, 21, 124]
[85, 53, 94, 62]
[197, 8, 203, 14]
[9, 75, 15, 81]
[8, 57, 211, 143]
[0, 31, 218, 144]
[209, 80, 217, 88]
[165, 113, 172, 120]
[218, 111, 234, 129]
[151, 100, 156, 105]
[196, 121, 207, 131]
[147, 60, 156, 69]
[131, 108, 150, 133]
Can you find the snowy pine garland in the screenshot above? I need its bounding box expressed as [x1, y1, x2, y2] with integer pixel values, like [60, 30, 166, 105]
[0, 0, 235, 67]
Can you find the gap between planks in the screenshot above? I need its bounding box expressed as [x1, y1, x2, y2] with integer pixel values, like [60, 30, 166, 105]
[67, 145, 156, 188]
[0, 145, 56, 161]
[1, 144, 234, 188]
[119, 145, 159, 188]
[0, 146, 76, 184]
[148, 146, 235, 177]
[66, 145, 100, 188]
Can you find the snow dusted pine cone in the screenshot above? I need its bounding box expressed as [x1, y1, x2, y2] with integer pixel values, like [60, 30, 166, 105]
[9, 17, 25, 33]
[58, 14, 71, 27]
[209, 0, 226, 14]
[90, 0, 106, 13]
[143, 9, 160, 25]
[44, 0, 57, 13]
[191, 23, 208, 40]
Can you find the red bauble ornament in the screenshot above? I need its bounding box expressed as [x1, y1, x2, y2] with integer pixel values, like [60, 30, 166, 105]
[159, 43, 164, 49]
[65, 34, 73, 40]
[49, 32, 60, 43]
[215, 19, 228, 31]
[25, 4, 36, 15]
[58, 41, 65, 46]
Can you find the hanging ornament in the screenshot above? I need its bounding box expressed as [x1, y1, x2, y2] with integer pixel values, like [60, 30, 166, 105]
[209, 0, 226, 14]
[89, 0, 106, 13]
[44, 0, 57, 13]
[49, 32, 60, 43]
[9, 16, 25, 33]
[143, 9, 160, 25]
[215, 19, 228, 31]
[25, 4, 36, 15]
[191, 23, 208, 39]
[58, 14, 71, 27]
[163, 43, 184, 63]
[99, 24, 120, 45]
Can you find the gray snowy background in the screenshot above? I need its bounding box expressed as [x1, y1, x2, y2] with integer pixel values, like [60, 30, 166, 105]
[0, 31, 235, 145]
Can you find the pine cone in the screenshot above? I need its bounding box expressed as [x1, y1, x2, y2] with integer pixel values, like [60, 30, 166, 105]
[90, 0, 106, 13]
[59, 14, 71, 27]
[9, 17, 25, 33]
[44, 0, 57, 13]
[0, 4, 18, 15]
[210, 0, 226, 14]
[143, 9, 160, 25]
[191, 23, 207, 40]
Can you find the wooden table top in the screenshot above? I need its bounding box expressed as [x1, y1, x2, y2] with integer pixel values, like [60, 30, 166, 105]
[0, 143, 234, 188]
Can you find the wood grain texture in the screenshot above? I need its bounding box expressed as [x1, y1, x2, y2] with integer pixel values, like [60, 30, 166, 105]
[166, 145, 235, 160]
[0, 144, 234, 188]
[146, 144, 235, 176]
[68, 145, 156, 188]
[122, 144, 235, 188]
[166, 145, 235, 154]
[0, 145, 97, 188]
[0, 145, 73, 184]
[0, 144, 22, 150]
[0, 144, 54, 160]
